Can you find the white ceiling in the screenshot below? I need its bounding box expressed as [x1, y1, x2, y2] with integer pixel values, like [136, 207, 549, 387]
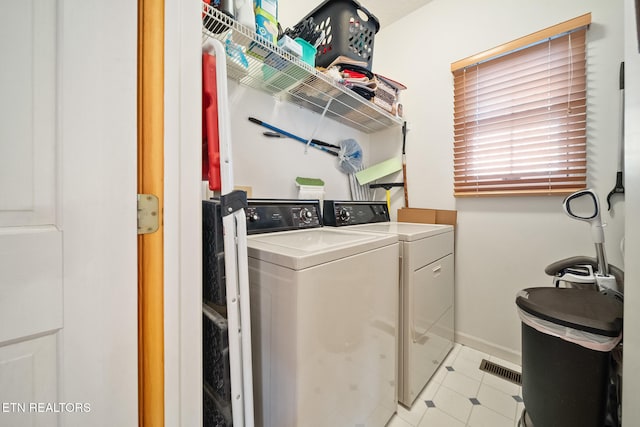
[278, 0, 432, 30]
[362, 0, 432, 28]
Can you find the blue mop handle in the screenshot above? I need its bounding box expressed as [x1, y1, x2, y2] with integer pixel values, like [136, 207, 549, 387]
[248, 117, 338, 157]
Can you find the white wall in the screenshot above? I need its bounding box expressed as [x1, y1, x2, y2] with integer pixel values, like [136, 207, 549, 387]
[622, 0, 640, 424]
[225, 84, 371, 200]
[373, 0, 625, 361]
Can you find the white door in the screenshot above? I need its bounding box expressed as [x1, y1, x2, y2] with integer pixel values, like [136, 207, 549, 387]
[0, 1, 138, 426]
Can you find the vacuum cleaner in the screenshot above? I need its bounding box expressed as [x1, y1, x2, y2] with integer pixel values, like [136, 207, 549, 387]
[516, 189, 624, 427]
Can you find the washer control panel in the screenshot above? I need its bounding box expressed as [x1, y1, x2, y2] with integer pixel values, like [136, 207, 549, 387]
[323, 200, 390, 226]
[246, 199, 322, 234]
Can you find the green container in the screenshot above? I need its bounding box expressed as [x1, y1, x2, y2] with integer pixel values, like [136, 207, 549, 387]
[295, 38, 316, 67]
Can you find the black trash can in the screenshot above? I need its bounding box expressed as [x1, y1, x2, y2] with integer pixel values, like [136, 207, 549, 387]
[516, 287, 623, 427]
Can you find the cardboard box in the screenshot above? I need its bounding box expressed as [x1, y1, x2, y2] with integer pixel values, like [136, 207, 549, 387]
[397, 207, 457, 226]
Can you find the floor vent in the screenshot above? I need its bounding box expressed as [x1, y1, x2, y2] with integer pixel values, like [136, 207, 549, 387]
[479, 359, 522, 386]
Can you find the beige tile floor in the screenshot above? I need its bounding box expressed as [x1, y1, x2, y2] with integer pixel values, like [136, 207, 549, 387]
[387, 344, 524, 427]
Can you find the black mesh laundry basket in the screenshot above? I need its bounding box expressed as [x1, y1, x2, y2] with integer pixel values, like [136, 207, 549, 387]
[202, 305, 232, 402]
[516, 287, 623, 427]
[296, 0, 380, 70]
[203, 200, 227, 306]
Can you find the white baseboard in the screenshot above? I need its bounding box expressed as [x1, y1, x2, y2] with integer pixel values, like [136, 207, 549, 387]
[455, 331, 522, 366]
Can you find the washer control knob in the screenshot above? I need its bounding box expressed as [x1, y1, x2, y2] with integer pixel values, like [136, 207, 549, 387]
[299, 208, 313, 223]
[338, 208, 351, 223]
[248, 212, 259, 222]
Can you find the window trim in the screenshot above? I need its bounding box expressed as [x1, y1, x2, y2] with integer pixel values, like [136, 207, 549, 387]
[451, 13, 591, 72]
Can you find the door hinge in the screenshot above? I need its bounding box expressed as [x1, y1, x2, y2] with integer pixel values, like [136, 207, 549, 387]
[137, 194, 159, 235]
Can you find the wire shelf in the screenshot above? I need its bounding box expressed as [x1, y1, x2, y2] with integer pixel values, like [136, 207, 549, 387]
[201, 3, 403, 134]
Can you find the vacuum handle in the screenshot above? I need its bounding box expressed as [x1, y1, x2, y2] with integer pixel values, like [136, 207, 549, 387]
[562, 189, 604, 244]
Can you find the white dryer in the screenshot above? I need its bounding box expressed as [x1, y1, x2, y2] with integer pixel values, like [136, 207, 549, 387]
[245, 199, 399, 427]
[324, 201, 455, 407]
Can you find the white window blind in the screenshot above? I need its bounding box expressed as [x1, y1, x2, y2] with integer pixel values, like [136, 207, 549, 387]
[451, 14, 591, 197]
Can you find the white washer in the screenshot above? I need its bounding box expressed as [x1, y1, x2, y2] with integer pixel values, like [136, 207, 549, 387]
[246, 200, 399, 427]
[323, 201, 455, 407]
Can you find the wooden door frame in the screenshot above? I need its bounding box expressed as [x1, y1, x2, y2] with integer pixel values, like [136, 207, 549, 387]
[138, 0, 164, 425]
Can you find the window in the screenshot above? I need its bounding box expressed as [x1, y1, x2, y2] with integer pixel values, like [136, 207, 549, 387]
[451, 14, 591, 196]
